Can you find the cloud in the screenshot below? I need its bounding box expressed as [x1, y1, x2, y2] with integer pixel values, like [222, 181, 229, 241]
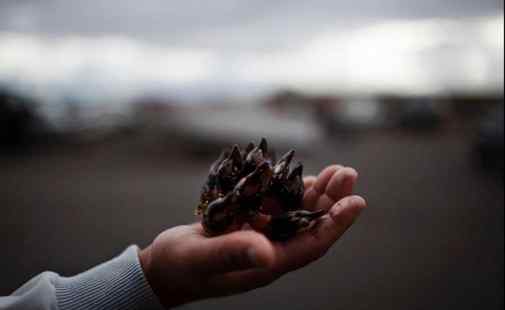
[235, 15, 504, 94]
[0, 0, 502, 51]
[0, 6, 502, 100]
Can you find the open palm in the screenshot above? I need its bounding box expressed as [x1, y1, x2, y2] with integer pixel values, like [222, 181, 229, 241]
[140, 165, 367, 308]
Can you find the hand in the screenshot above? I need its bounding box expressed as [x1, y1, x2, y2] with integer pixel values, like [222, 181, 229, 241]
[139, 165, 367, 308]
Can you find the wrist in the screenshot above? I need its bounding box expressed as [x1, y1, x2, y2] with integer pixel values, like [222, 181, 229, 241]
[139, 245, 153, 287]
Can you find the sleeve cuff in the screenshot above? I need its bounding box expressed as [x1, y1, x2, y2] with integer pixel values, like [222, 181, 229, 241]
[53, 246, 164, 310]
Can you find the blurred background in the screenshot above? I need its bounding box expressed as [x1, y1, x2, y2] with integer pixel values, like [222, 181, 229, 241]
[0, 1, 503, 309]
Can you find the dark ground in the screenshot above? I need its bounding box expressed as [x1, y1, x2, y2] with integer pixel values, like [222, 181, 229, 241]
[0, 129, 503, 310]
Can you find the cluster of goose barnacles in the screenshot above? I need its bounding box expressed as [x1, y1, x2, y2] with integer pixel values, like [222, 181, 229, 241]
[196, 138, 324, 241]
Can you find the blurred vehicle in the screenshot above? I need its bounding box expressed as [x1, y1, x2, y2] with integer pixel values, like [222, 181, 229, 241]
[158, 105, 323, 154]
[397, 100, 443, 131]
[0, 89, 46, 150]
[473, 105, 504, 176]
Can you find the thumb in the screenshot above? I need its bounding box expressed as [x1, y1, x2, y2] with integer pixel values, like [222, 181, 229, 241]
[192, 230, 275, 275]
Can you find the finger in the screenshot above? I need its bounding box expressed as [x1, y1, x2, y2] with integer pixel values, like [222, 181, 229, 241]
[325, 167, 358, 202]
[303, 175, 317, 188]
[190, 230, 276, 275]
[271, 195, 367, 273]
[308, 167, 358, 212]
[314, 165, 343, 194]
[304, 165, 342, 210]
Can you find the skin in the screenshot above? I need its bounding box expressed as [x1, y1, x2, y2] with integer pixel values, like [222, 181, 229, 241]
[139, 165, 367, 308]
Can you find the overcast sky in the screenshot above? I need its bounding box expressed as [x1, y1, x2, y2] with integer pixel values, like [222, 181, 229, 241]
[1, 0, 502, 49]
[0, 0, 503, 103]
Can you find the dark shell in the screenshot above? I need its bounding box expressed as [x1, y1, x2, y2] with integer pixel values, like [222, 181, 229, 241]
[197, 138, 324, 240]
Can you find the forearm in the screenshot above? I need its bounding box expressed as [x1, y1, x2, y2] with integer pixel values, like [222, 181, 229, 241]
[0, 246, 164, 310]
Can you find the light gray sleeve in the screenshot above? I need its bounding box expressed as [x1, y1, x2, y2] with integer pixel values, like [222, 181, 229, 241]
[0, 272, 59, 310]
[0, 246, 165, 310]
